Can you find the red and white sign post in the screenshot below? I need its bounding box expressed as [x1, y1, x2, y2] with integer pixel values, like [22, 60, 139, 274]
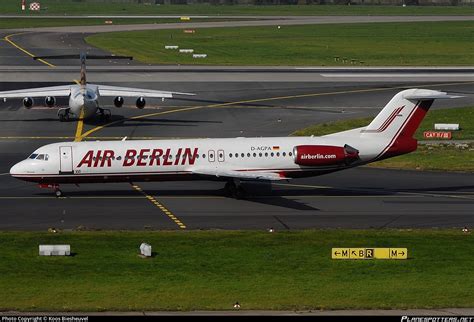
[29, 2, 41, 11]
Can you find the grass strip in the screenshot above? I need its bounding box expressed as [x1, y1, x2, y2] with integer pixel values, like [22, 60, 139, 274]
[2, 3, 474, 16]
[85, 21, 474, 66]
[0, 230, 472, 311]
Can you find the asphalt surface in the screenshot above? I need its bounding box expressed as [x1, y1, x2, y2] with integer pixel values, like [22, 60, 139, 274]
[0, 18, 473, 231]
[1, 79, 473, 231]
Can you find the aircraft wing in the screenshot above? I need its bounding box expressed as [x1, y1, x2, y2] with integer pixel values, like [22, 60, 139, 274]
[97, 85, 195, 99]
[192, 168, 288, 181]
[0, 85, 72, 98]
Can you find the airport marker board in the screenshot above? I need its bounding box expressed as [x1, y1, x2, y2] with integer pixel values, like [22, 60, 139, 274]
[332, 248, 407, 260]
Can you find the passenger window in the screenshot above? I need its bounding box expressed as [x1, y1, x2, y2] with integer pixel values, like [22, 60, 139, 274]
[247, 153, 250, 157]
[277, 152, 280, 157]
[253, 153, 256, 157]
[241, 153, 244, 158]
[259, 153, 262, 157]
[289, 152, 293, 156]
[271, 152, 274, 157]
[265, 153, 268, 157]
[229, 153, 232, 158]
[283, 152, 286, 157]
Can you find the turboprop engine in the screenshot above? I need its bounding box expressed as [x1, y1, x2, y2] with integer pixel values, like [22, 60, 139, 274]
[136, 97, 146, 109]
[23, 97, 34, 109]
[45, 96, 56, 107]
[293, 144, 359, 166]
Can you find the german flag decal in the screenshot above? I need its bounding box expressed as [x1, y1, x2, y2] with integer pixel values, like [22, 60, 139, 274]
[272, 146, 280, 151]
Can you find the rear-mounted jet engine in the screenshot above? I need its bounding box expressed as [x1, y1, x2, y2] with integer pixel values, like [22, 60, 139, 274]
[293, 144, 359, 166]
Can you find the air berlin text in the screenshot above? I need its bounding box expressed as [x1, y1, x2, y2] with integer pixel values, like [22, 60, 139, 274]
[77, 148, 199, 168]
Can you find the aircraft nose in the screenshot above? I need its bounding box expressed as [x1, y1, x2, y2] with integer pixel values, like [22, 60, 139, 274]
[10, 160, 25, 177]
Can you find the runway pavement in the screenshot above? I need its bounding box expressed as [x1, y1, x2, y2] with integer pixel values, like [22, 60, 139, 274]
[0, 18, 473, 231]
[7, 15, 474, 33]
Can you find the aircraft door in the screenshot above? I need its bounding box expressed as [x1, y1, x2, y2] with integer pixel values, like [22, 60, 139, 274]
[208, 150, 215, 162]
[59, 146, 73, 173]
[217, 149, 225, 162]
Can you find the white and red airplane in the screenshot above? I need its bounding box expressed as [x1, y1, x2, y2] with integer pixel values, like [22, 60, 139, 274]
[0, 53, 194, 121]
[10, 89, 459, 198]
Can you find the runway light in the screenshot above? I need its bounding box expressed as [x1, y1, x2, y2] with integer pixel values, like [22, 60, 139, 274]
[233, 302, 241, 309]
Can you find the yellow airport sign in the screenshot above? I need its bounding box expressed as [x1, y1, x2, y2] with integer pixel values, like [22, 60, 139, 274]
[180, 16, 191, 21]
[332, 248, 407, 260]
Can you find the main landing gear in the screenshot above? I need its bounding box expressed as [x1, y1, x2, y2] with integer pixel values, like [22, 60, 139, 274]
[98, 107, 111, 121]
[224, 179, 246, 199]
[39, 184, 63, 198]
[57, 108, 71, 122]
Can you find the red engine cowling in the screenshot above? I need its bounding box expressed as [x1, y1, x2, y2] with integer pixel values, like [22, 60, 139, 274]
[293, 144, 359, 166]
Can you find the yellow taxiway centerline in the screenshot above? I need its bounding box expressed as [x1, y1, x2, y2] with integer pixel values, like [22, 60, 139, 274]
[4, 33, 56, 68]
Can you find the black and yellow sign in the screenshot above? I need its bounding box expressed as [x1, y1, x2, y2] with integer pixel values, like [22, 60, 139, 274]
[332, 248, 407, 260]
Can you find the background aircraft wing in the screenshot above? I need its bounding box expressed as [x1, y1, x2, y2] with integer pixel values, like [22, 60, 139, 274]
[192, 169, 288, 181]
[0, 85, 72, 98]
[97, 85, 195, 98]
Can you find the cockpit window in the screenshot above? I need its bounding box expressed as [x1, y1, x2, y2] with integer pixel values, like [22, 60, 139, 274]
[35, 154, 49, 161]
[29, 153, 38, 159]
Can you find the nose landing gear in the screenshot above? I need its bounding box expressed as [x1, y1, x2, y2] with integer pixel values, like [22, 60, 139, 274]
[57, 108, 71, 122]
[39, 184, 64, 198]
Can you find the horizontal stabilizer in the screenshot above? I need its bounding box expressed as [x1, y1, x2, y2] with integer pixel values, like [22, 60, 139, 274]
[403, 89, 463, 100]
[33, 55, 133, 60]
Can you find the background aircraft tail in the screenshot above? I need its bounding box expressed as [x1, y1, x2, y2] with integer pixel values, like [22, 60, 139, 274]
[33, 53, 133, 86]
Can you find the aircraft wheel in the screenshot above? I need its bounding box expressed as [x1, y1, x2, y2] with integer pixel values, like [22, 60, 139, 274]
[59, 113, 70, 122]
[224, 181, 245, 199]
[235, 186, 246, 200]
